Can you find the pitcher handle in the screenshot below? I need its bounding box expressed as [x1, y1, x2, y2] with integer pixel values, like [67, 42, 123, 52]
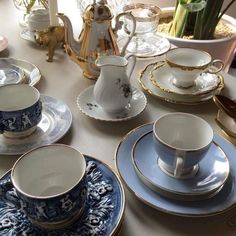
[114, 12, 136, 56]
[205, 59, 224, 74]
[125, 54, 136, 79]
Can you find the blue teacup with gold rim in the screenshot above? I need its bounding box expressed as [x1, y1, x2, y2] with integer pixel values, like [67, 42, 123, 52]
[153, 113, 214, 179]
[11, 144, 87, 230]
[0, 84, 42, 138]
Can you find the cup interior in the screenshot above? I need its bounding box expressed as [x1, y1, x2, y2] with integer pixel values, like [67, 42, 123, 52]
[166, 48, 212, 67]
[0, 84, 40, 111]
[11, 145, 86, 198]
[153, 113, 213, 150]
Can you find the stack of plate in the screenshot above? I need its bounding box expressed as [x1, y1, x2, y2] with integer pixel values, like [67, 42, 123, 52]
[138, 62, 224, 105]
[0, 58, 41, 86]
[115, 123, 236, 217]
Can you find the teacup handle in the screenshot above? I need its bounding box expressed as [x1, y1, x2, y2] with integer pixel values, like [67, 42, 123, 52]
[205, 59, 224, 74]
[174, 150, 185, 178]
[114, 12, 136, 56]
[125, 53, 136, 79]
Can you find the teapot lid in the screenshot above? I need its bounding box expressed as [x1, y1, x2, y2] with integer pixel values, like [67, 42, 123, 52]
[83, 0, 113, 21]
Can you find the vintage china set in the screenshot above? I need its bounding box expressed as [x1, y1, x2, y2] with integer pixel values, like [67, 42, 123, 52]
[1, 2, 234, 234]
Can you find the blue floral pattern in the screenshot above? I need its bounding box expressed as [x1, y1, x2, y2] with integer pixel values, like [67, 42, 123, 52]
[0, 156, 124, 236]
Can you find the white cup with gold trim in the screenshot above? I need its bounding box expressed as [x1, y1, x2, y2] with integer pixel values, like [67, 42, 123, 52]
[165, 47, 224, 88]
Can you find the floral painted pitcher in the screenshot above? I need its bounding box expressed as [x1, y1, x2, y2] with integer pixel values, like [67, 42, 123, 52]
[94, 54, 136, 113]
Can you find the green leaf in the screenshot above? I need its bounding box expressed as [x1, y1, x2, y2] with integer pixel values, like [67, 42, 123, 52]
[180, 0, 206, 12]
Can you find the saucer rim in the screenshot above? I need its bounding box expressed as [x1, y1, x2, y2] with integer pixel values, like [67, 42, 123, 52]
[138, 62, 224, 105]
[115, 122, 236, 217]
[0, 94, 72, 155]
[0, 64, 26, 85]
[117, 33, 171, 58]
[0, 58, 41, 86]
[20, 28, 35, 43]
[149, 63, 222, 96]
[131, 130, 229, 199]
[77, 85, 147, 122]
[0, 154, 125, 236]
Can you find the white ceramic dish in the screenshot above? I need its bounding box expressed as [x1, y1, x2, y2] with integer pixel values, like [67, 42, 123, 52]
[138, 62, 224, 105]
[132, 130, 229, 201]
[149, 63, 222, 96]
[0, 95, 72, 155]
[0, 58, 41, 86]
[115, 123, 236, 217]
[0, 64, 26, 85]
[20, 28, 35, 43]
[77, 85, 147, 122]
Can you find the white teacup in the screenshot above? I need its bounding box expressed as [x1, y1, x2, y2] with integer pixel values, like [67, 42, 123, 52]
[165, 48, 224, 88]
[28, 9, 50, 32]
[153, 113, 213, 178]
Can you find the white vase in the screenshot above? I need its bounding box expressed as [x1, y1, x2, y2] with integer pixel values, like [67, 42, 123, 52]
[157, 7, 236, 73]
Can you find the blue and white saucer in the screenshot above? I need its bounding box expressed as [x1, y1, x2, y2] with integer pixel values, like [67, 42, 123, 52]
[77, 85, 147, 122]
[116, 123, 236, 217]
[0, 155, 125, 236]
[0, 58, 41, 86]
[0, 95, 72, 155]
[132, 131, 230, 201]
[0, 64, 26, 85]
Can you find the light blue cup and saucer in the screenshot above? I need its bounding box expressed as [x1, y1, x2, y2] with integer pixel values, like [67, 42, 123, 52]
[131, 113, 229, 201]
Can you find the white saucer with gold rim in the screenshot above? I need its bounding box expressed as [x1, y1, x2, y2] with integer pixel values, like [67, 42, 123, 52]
[149, 62, 222, 96]
[138, 62, 224, 105]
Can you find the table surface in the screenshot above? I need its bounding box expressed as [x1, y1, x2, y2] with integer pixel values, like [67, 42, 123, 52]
[1, 0, 236, 235]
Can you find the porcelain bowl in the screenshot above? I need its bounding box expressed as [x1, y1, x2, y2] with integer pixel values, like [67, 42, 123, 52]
[11, 144, 87, 230]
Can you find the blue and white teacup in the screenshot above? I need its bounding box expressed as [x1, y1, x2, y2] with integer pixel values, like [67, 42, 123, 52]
[0, 84, 42, 138]
[11, 144, 87, 230]
[153, 113, 213, 178]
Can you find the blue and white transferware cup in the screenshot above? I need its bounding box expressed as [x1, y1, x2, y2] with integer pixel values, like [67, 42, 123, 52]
[153, 113, 214, 178]
[11, 144, 87, 230]
[0, 84, 42, 138]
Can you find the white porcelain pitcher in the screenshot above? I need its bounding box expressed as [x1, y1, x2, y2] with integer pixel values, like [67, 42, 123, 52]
[94, 54, 136, 113]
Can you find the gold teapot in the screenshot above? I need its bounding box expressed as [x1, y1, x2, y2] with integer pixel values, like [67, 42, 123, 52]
[57, 0, 136, 80]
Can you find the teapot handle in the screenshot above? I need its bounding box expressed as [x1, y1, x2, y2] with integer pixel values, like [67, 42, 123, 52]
[114, 12, 136, 56]
[125, 54, 136, 79]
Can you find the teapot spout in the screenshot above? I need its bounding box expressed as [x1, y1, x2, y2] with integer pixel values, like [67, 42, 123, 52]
[57, 13, 80, 55]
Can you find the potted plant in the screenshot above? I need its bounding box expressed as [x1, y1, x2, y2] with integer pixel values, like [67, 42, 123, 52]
[157, 0, 236, 72]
